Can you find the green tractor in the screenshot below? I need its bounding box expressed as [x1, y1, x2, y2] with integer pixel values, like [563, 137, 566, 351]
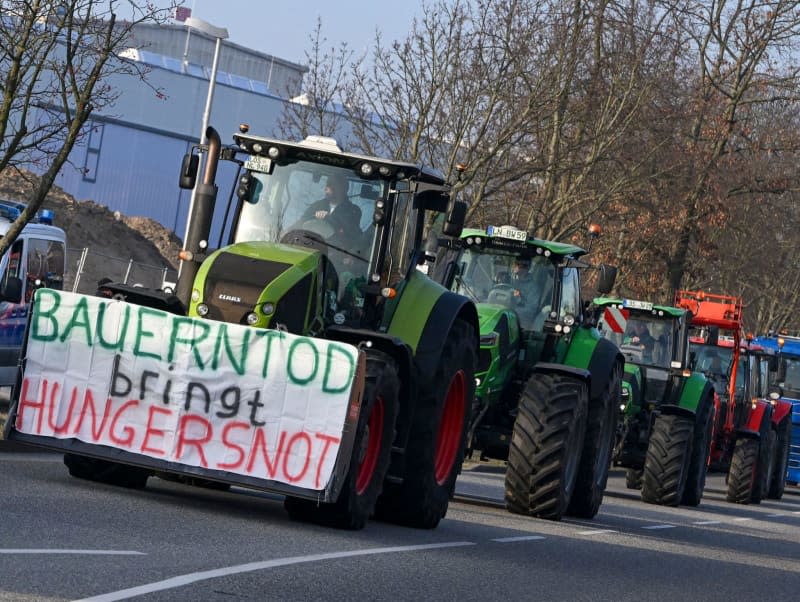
[5, 125, 479, 531]
[594, 298, 718, 506]
[433, 224, 623, 520]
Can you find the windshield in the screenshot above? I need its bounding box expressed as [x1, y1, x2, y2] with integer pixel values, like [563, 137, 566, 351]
[691, 343, 734, 395]
[452, 248, 555, 331]
[598, 312, 675, 368]
[234, 161, 386, 297]
[779, 356, 800, 399]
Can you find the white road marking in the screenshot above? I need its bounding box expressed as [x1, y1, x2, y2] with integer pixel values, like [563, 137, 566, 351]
[642, 524, 676, 530]
[0, 549, 145, 555]
[693, 520, 721, 525]
[75, 542, 476, 602]
[577, 529, 617, 536]
[492, 535, 546, 542]
[767, 513, 786, 517]
[732, 517, 752, 522]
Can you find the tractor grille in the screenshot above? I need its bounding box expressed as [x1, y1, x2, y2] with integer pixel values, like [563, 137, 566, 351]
[203, 253, 290, 324]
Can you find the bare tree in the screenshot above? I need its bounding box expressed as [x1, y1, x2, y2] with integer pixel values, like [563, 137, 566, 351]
[0, 0, 177, 256]
[276, 17, 357, 141]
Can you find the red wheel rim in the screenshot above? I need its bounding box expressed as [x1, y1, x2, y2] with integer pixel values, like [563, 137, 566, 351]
[434, 370, 466, 485]
[356, 396, 384, 495]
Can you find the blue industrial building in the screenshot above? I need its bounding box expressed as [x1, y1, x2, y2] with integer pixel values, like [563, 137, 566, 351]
[52, 22, 308, 243]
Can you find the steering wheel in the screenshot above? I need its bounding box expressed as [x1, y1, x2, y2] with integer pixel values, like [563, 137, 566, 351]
[280, 219, 336, 253]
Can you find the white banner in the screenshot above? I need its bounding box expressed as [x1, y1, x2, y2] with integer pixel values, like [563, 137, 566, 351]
[15, 289, 360, 491]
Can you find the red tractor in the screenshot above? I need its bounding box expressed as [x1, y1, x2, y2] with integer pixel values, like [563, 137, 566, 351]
[676, 290, 792, 503]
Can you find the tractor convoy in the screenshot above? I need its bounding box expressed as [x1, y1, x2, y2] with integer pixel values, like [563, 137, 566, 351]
[2, 125, 797, 530]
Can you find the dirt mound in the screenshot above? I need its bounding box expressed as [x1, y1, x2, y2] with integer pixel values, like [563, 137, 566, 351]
[0, 170, 182, 291]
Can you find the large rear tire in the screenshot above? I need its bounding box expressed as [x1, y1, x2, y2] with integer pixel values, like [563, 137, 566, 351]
[751, 426, 776, 504]
[64, 454, 150, 489]
[726, 437, 758, 504]
[681, 397, 715, 506]
[641, 414, 693, 506]
[284, 351, 399, 530]
[767, 418, 792, 500]
[567, 363, 621, 518]
[375, 319, 476, 529]
[505, 372, 588, 521]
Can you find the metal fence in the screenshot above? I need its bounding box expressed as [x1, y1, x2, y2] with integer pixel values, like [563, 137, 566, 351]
[65, 247, 178, 294]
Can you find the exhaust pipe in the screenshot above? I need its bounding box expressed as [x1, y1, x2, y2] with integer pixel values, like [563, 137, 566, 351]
[176, 126, 221, 309]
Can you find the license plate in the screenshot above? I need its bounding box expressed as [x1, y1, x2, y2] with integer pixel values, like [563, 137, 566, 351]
[244, 155, 272, 173]
[488, 225, 527, 241]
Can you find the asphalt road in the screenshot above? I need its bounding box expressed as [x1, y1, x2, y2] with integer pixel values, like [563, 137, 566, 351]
[1, 448, 798, 602]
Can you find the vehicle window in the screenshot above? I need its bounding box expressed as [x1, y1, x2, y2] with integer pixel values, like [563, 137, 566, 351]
[559, 267, 580, 319]
[25, 238, 65, 302]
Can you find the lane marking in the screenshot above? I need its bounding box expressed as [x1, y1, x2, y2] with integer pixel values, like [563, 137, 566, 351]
[75, 542, 476, 602]
[0, 549, 145, 556]
[642, 524, 676, 530]
[577, 530, 617, 535]
[767, 513, 787, 517]
[492, 535, 546, 542]
[732, 517, 752, 522]
[693, 520, 721, 525]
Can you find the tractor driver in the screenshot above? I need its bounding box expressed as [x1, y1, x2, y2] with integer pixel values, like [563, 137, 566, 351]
[511, 258, 537, 306]
[301, 173, 363, 246]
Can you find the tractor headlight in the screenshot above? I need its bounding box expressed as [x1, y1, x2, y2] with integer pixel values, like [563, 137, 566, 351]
[261, 302, 275, 315]
[196, 303, 209, 317]
[245, 312, 259, 325]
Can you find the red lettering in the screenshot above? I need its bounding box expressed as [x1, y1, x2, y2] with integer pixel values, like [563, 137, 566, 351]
[109, 400, 139, 447]
[176, 414, 212, 467]
[73, 389, 113, 441]
[282, 432, 312, 483]
[47, 382, 77, 435]
[314, 433, 341, 488]
[247, 429, 286, 477]
[217, 421, 249, 470]
[16, 378, 46, 434]
[140, 406, 172, 456]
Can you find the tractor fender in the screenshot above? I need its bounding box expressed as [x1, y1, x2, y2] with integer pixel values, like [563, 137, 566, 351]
[563, 330, 621, 401]
[533, 362, 591, 387]
[772, 399, 793, 425]
[657, 404, 697, 420]
[410, 290, 479, 387]
[673, 374, 714, 414]
[737, 400, 773, 440]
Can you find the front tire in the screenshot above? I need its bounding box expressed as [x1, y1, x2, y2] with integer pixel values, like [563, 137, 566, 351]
[505, 372, 588, 521]
[767, 418, 792, 500]
[284, 351, 399, 530]
[641, 414, 693, 506]
[567, 363, 621, 518]
[751, 426, 776, 504]
[626, 468, 643, 490]
[726, 437, 758, 504]
[375, 319, 476, 529]
[681, 397, 715, 506]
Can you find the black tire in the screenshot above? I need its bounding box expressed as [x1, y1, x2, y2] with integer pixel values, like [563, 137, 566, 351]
[374, 320, 476, 529]
[626, 469, 643, 490]
[767, 418, 792, 500]
[64, 453, 150, 489]
[681, 397, 715, 506]
[505, 372, 588, 521]
[567, 362, 621, 518]
[751, 426, 776, 504]
[284, 351, 399, 530]
[726, 437, 759, 504]
[641, 414, 693, 506]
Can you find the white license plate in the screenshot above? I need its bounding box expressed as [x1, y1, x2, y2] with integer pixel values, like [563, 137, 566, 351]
[244, 155, 272, 173]
[491, 225, 527, 241]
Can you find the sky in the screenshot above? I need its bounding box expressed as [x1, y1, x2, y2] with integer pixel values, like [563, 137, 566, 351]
[171, 0, 425, 65]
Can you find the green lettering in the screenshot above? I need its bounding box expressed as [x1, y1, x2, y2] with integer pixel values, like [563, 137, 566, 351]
[31, 289, 61, 342]
[59, 296, 93, 345]
[322, 344, 356, 394]
[287, 338, 318, 385]
[134, 307, 165, 360]
[212, 324, 250, 375]
[168, 316, 210, 369]
[255, 330, 284, 378]
[95, 301, 130, 351]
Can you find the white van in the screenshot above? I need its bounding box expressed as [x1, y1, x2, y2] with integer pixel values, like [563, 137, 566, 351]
[0, 201, 67, 387]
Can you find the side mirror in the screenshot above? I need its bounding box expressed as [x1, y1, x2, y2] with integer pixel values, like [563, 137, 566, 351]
[596, 264, 617, 295]
[413, 189, 449, 212]
[777, 358, 786, 382]
[0, 276, 23, 304]
[442, 200, 467, 237]
[179, 153, 199, 189]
